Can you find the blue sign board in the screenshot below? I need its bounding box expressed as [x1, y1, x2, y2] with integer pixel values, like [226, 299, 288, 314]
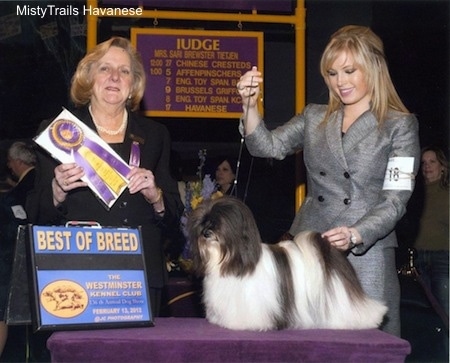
[29, 225, 153, 330]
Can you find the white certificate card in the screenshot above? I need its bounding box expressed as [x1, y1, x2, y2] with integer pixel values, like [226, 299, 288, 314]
[382, 157, 414, 191]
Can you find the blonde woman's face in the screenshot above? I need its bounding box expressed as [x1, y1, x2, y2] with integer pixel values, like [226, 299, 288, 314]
[326, 51, 371, 112]
[91, 46, 133, 108]
[422, 151, 443, 184]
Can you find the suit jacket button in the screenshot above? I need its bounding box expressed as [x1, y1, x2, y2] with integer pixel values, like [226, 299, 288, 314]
[120, 201, 128, 209]
[320, 171, 326, 176]
[344, 198, 351, 205]
[318, 196, 324, 202]
[123, 218, 129, 225]
[344, 172, 350, 179]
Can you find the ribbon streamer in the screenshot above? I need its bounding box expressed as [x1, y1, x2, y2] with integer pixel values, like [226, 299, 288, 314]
[50, 119, 130, 204]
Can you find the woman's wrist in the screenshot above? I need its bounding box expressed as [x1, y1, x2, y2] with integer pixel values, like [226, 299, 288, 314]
[149, 188, 162, 204]
[348, 228, 362, 249]
[145, 187, 165, 214]
[53, 196, 65, 206]
[242, 110, 261, 136]
[52, 178, 67, 206]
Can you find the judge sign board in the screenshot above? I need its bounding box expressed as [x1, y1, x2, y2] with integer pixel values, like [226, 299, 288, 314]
[131, 28, 263, 118]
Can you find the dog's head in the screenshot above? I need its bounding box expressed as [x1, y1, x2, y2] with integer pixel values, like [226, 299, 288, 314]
[187, 196, 263, 277]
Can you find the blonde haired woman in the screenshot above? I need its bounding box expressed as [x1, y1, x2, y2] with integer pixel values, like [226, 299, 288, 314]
[237, 25, 420, 336]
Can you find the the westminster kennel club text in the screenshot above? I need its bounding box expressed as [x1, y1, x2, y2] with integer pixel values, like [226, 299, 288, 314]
[17, 5, 143, 18]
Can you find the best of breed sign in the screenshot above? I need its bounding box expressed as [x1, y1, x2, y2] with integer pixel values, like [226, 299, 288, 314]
[28, 225, 153, 331]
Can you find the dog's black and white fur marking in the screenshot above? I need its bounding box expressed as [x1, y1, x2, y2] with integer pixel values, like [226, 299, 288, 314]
[188, 196, 387, 331]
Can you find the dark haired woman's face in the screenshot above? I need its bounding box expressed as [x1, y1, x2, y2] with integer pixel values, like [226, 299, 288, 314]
[91, 46, 133, 108]
[215, 161, 235, 189]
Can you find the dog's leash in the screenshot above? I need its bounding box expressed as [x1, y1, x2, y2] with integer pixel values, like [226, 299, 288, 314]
[230, 133, 254, 203]
[230, 76, 256, 203]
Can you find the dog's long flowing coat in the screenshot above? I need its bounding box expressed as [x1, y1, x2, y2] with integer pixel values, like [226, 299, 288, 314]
[188, 197, 387, 331]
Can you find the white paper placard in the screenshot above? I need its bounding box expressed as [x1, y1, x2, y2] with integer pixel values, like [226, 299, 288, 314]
[11, 205, 27, 220]
[382, 157, 414, 191]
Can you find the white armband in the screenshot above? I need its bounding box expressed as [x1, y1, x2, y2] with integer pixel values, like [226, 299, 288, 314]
[382, 157, 415, 191]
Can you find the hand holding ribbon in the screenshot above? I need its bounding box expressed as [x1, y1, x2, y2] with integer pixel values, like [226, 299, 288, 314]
[52, 163, 88, 206]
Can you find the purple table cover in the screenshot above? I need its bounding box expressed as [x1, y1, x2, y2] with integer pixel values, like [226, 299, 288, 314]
[47, 317, 411, 362]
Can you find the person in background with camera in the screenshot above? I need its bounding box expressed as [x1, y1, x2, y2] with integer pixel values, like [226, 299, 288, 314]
[236, 25, 420, 336]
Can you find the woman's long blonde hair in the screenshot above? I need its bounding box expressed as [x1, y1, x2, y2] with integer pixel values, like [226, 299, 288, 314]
[320, 25, 409, 125]
[70, 37, 145, 111]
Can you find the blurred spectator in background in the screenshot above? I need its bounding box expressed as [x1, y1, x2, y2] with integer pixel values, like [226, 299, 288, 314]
[413, 146, 449, 314]
[0, 140, 36, 357]
[5, 141, 37, 206]
[214, 156, 237, 196]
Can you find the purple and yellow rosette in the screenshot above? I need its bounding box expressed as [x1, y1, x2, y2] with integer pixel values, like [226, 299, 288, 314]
[50, 119, 130, 206]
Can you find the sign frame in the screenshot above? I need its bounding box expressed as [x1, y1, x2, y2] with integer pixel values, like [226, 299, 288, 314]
[131, 28, 264, 118]
[27, 224, 153, 331]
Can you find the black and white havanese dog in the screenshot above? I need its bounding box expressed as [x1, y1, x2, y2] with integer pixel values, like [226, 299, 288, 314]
[187, 196, 387, 331]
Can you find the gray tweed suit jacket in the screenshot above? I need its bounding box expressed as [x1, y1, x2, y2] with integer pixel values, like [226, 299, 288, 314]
[242, 103, 420, 335]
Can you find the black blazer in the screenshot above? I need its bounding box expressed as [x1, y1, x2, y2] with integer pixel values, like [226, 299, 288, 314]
[9, 168, 36, 208]
[27, 106, 184, 288]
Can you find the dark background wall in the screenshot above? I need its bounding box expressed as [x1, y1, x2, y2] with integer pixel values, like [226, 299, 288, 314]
[0, 0, 448, 242]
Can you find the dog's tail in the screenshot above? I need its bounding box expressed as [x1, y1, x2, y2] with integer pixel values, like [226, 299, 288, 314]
[293, 231, 387, 329]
